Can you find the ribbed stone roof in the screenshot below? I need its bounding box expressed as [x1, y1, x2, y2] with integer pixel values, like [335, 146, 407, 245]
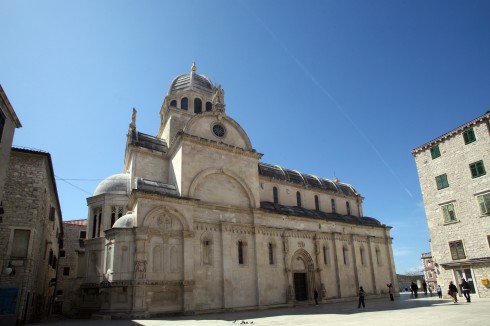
[93, 173, 130, 196]
[260, 201, 381, 226]
[258, 162, 359, 196]
[168, 72, 213, 96]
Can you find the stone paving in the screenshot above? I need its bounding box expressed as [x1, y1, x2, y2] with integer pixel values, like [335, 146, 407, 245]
[38, 293, 490, 326]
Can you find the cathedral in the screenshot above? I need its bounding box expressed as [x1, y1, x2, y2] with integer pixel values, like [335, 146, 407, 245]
[81, 63, 397, 317]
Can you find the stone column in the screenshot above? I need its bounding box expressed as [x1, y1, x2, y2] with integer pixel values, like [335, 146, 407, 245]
[350, 235, 359, 291]
[182, 230, 195, 314]
[254, 226, 263, 306]
[384, 229, 396, 289]
[132, 231, 148, 313]
[313, 235, 326, 299]
[220, 223, 233, 308]
[332, 232, 342, 298]
[282, 232, 294, 303]
[367, 236, 377, 294]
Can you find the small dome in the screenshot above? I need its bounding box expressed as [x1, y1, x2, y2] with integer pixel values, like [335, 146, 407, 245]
[167, 63, 213, 96]
[94, 173, 130, 196]
[113, 211, 135, 228]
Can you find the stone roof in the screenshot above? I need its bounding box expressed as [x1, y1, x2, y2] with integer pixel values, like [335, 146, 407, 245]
[258, 162, 359, 197]
[93, 173, 130, 196]
[130, 130, 168, 153]
[136, 177, 178, 196]
[260, 201, 382, 227]
[168, 72, 214, 96]
[113, 211, 135, 228]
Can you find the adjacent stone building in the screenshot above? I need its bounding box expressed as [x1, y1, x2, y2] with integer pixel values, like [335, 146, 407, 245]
[80, 64, 397, 317]
[0, 148, 63, 324]
[413, 111, 490, 298]
[0, 84, 22, 207]
[421, 252, 437, 292]
[56, 219, 87, 316]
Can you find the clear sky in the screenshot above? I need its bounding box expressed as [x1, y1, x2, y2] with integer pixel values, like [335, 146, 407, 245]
[1, 0, 489, 274]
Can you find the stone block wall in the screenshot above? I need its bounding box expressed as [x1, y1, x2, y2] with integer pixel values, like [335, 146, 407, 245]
[413, 113, 490, 297]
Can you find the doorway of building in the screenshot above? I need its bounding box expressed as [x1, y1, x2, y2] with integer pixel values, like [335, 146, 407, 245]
[454, 268, 476, 293]
[294, 273, 308, 301]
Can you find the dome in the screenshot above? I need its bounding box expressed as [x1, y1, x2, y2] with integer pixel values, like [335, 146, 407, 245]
[94, 173, 130, 196]
[112, 211, 135, 228]
[167, 63, 213, 96]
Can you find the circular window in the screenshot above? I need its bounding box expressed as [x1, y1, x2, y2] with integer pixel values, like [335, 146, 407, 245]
[212, 123, 226, 138]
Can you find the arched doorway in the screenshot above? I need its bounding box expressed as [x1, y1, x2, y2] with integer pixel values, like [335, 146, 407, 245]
[291, 249, 315, 302]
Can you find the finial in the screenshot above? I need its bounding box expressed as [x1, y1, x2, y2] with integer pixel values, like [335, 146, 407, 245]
[191, 61, 196, 72]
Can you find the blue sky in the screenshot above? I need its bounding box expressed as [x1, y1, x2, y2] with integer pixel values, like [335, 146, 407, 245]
[1, 0, 489, 274]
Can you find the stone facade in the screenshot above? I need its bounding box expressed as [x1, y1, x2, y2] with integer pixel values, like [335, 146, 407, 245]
[413, 111, 490, 298]
[79, 64, 398, 317]
[421, 252, 437, 292]
[0, 148, 63, 324]
[56, 220, 87, 316]
[0, 84, 22, 205]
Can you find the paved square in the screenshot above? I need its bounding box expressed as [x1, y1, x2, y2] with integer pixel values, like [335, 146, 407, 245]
[39, 293, 490, 326]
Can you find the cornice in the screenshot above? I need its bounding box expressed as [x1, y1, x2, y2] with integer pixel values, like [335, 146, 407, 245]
[168, 131, 263, 160]
[412, 111, 490, 155]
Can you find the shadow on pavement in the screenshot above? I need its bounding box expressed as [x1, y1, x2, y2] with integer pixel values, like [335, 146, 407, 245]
[162, 292, 453, 322]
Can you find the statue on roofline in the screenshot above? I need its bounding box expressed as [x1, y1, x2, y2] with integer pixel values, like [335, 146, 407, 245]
[212, 84, 225, 112]
[130, 107, 137, 128]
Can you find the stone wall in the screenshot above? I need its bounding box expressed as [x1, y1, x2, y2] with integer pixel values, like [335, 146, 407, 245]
[413, 113, 490, 297]
[56, 220, 86, 316]
[0, 149, 62, 323]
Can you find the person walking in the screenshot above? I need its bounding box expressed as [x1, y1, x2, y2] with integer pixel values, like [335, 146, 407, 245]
[410, 282, 419, 298]
[387, 283, 394, 301]
[313, 289, 319, 305]
[358, 286, 365, 309]
[422, 281, 428, 295]
[436, 285, 442, 299]
[460, 278, 471, 302]
[448, 281, 458, 303]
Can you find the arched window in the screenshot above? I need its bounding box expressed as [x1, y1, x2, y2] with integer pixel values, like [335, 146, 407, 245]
[315, 195, 320, 211]
[360, 246, 365, 265]
[343, 246, 349, 265]
[296, 191, 302, 207]
[194, 98, 202, 113]
[346, 202, 351, 215]
[110, 208, 116, 227]
[92, 212, 97, 238]
[206, 101, 212, 111]
[202, 238, 212, 265]
[170, 246, 179, 272]
[181, 97, 188, 110]
[323, 245, 329, 265]
[170, 100, 177, 107]
[331, 199, 336, 213]
[273, 187, 279, 204]
[376, 248, 382, 265]
[238, 240, 246, 265]
[152, 245, 162, 272]
[268, 243, 274, 265]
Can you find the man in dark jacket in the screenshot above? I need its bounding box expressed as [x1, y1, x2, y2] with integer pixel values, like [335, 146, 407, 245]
[460, 278, 471, 302]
